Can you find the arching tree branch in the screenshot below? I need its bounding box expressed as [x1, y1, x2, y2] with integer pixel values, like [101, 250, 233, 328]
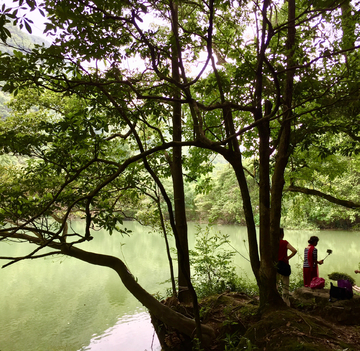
[286, 185, 360, 209]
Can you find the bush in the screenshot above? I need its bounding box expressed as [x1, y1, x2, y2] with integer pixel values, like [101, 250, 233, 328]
[189, 225, 253, 298]
[328, 272, 355, 285]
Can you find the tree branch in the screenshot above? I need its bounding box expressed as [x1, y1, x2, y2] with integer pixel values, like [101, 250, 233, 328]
[286, 185, 360, 209]
[1, 251, 61, 268]
[61, 244, 215, 344]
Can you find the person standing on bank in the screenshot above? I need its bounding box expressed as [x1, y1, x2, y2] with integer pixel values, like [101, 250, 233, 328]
[277, 228, 297, 306]
[303, 236, 324, 287]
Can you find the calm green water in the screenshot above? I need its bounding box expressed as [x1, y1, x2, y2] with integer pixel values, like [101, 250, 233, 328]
[1, 222, 360, 351]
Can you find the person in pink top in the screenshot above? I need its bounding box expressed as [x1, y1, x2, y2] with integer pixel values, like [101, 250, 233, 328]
[303, 236, 324, 287]
[277, 228, 297, 306]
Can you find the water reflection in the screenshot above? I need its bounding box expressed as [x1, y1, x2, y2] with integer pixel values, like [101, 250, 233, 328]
[0, 221, 166, 351]
[1, 222, 360, 351]
[82, 311, 161, 351]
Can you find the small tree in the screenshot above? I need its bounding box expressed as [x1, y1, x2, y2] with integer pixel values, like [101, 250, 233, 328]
[190, 226, 239, 298]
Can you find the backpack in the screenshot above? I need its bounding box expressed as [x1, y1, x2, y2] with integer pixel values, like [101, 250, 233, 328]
[329, 282, 353, 301]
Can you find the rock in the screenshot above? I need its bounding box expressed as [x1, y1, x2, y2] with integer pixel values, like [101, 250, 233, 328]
[292, 287, 360, 325]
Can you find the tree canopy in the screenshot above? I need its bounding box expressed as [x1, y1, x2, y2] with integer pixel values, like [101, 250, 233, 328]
[1, 0, 360, 347]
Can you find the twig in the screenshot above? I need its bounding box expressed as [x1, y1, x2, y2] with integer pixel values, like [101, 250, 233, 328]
[1, 251, 61, 268]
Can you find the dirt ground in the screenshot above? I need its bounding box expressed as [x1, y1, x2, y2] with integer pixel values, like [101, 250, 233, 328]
[155, 288, 360, 350]
[200, 288, 360, 350]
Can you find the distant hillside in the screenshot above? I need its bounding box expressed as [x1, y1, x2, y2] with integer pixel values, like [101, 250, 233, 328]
[0, 24, 50, 119]
[0, 23, 50, 54]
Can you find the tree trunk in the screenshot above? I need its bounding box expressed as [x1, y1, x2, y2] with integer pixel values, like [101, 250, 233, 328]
[250, 0, 284, 311]
[210, 54, 260, 284]
[220, 110, 260, 282]
[270, 0, 295, 257]
[229, 153, 261, 281]
[258, 101, 284, 311]
[261, 0, 296, 311]
[169, 0, 192, 305]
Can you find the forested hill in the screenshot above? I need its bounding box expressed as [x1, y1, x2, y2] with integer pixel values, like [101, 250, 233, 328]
[0, 24, 50, 119]
[0, 23, 49, 54]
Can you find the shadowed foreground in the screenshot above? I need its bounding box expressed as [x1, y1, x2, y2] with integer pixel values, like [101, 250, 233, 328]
[152, 289, 360, 350]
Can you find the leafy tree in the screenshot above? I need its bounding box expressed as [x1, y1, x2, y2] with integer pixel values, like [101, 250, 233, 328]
[283, 143, 360, 229]
[1, 0, 360, 347]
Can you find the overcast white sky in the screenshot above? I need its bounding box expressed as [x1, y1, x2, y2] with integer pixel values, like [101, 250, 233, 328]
[2, 0, 249, 76]
[3, 0, 48, 39]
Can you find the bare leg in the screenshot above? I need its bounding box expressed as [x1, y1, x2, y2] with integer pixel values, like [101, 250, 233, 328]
[282, 275, 290, 306]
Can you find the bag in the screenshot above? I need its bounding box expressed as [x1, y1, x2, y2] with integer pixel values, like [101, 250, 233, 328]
[338, 279, 353, 293]
[310, 277, 325, 289]
[329, 282, 353, 301]
[277, 260, 291, 276]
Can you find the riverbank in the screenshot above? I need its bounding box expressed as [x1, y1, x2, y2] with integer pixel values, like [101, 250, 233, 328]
[154, 288, 360, 350]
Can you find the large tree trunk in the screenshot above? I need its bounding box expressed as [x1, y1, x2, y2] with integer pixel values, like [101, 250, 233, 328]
[270, 0, 295, 255]
[257, 101, 284, 311]
[169, 0, 192, 305]
[261, 0, 295, 311]
[171, 91, 191, 304]
[247, 0, 297, 311]
[250, 0, 284, 311]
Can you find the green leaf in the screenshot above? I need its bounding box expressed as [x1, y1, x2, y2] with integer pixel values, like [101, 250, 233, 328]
[24, 20, 32, 34]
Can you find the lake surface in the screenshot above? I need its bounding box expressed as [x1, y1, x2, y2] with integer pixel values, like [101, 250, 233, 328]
[1, 222, 360, 351]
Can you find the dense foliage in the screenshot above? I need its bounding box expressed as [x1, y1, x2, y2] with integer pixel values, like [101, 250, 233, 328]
[1, 0, 360, 347]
